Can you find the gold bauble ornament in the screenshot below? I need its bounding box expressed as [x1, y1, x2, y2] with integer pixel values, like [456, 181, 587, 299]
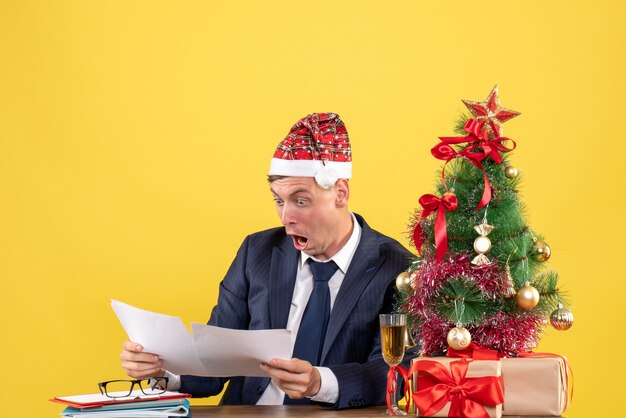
[395, 271, 411, 291]
[504, 165, 519, 179]
[533, 240, 551, 261]
[516, 282, 540, 309]
[409, 271, 420, 290]
[447, 326, 472, 350]
[550, 304, 574, 330]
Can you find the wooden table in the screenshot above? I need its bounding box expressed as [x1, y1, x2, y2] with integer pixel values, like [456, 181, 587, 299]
[190, 405, 387, 416]
[189, 405, 562, 417]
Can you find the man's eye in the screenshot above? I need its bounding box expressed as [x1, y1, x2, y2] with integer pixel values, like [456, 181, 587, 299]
[296, 199, 308, 206]
[274, 199, 284, 206]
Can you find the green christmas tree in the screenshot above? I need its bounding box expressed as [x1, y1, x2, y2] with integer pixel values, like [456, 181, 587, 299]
[397, 86, 573, 356]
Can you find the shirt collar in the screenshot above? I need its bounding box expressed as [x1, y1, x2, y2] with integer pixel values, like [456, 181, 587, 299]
[299, 212, 362, 274]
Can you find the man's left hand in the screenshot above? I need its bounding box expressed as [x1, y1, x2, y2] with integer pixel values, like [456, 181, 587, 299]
[260, 358, 321, 400]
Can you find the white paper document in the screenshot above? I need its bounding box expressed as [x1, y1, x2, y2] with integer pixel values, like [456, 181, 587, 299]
[111, 300, 292, 377]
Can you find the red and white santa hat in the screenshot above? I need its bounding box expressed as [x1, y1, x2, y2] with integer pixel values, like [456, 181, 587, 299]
[268, 112, 352, 188]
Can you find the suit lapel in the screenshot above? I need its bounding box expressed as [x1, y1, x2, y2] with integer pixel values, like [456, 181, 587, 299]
[268, 235, 299, 329]
[320, 216, 384, 363]
[243, 235, 297, 405]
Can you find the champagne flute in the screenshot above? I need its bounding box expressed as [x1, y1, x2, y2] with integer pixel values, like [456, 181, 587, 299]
[380, 314, 407, 416]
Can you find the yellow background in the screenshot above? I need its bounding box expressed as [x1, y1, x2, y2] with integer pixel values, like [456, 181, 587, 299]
[1, 1, 624, 416]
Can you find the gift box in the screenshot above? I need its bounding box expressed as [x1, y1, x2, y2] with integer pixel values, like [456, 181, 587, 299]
[411, 357, 504, 418]
[501, 356, 569, 416]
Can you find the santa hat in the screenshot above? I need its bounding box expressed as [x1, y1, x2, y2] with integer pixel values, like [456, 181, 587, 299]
[268, 113, 352, 188]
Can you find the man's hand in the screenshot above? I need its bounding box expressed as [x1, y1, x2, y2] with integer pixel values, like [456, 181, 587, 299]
[119, 341, 164, 379]
[260, 358, 321, 400]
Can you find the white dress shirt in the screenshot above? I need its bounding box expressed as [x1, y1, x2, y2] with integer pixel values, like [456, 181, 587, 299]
[165, 213, 362, 405]
[258, 212, 361, 404]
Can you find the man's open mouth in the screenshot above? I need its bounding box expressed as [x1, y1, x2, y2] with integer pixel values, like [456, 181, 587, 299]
[291, 235, 308, 250]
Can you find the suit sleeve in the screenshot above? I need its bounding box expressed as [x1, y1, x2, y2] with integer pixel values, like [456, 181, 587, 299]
[179, 236, 252, 397]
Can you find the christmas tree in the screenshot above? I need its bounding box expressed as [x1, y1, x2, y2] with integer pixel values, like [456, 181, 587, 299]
[397, 86, 574, 357]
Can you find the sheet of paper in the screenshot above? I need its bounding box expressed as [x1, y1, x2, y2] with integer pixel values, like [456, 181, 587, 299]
[111, 300, 292, 377]
[111, 300, 205, 375]
[191, 323, 292, 377]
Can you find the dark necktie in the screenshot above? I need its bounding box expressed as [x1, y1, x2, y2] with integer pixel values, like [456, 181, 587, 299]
[284, 259, 338, 405]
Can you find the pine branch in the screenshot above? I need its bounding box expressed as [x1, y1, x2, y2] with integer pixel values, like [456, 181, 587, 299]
[436, 278, 489, 324]
[454, 114, 470, 135]
[533, 270, 569, 315]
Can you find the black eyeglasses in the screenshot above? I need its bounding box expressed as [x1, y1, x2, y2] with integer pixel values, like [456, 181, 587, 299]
[98, 377, 168, 399]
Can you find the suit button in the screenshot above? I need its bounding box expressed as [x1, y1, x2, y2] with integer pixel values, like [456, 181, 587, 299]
[349, 398, 364, 407]
[257, 386, 264, 395]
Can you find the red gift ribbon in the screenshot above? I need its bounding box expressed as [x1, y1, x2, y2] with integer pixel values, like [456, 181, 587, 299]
[446, 342, 505, 360]
[432, 119, 517, 210]
[409, 359, 504, 418]
[412, 192, 458, 263]
[519, 351, 574, 410]
[386, 365, 411, 416]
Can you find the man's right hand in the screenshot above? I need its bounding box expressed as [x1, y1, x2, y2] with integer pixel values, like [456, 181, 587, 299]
[119, 341, 164, 379]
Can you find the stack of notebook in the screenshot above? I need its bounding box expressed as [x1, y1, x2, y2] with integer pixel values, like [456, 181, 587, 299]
[51, 390, 191, 417]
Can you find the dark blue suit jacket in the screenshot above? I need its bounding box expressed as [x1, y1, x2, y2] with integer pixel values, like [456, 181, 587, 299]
[180, 214, 412, 408]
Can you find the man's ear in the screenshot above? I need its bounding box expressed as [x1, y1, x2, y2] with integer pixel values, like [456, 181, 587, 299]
[334, 179, 350, 208]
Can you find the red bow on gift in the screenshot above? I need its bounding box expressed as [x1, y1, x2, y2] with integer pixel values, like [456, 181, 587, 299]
[409, 359, 504, 418]
[413, 192, 458, 263]
[431, 119, 516, 210]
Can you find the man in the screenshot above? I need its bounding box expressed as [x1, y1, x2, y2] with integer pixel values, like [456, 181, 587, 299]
[120, 113, 412, 408]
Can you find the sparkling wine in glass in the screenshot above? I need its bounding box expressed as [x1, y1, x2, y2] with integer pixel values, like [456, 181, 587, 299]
[380, 314, 407, 415]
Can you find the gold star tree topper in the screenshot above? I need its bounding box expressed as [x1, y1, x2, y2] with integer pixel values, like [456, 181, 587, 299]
[462, 85, 521, 139]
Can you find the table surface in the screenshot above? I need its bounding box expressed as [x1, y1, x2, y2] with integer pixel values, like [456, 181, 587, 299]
[190, 405, 387, 417]
[189, 405, 562, 417]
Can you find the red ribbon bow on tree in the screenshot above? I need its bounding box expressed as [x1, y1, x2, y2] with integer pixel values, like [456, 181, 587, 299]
[409, 359, 504, 418]
[431, 119, 517, 210]
[413, 192, 458, 263]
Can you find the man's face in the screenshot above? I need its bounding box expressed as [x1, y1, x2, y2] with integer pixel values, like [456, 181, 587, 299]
[270, 176, 349, 260]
